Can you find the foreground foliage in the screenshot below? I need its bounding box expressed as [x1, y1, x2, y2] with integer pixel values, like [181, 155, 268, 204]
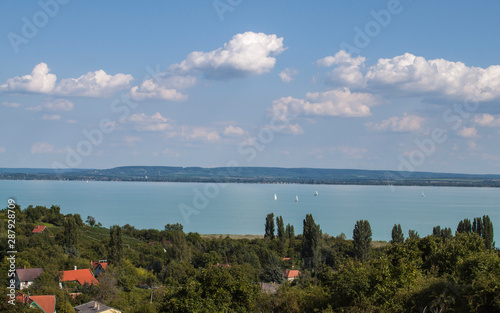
[0, 204, 498, 312]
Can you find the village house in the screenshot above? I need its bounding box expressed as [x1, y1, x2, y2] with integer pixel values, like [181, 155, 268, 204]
[32, 225, 47, 234]
[283, 269, 300, 282]
[16, 292, 56, 313]
[90, 260, 108, 277]
[74, 300, 122, 313]
[14, 267, 43, 290]
[59, 267, 99, 288]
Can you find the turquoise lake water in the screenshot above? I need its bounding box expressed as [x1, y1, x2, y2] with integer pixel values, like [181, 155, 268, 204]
[1, 180, 499, 243]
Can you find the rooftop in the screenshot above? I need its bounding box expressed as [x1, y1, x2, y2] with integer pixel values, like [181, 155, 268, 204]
[16, 267, 43, 282]
[32, 225, 47, 233]
[74, 300, 121, 313]
[60, 268, 99, 285]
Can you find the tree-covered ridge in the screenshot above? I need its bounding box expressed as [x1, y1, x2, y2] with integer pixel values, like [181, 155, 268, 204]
[2, 166, 500, 186]
[0, 204, 498, 312]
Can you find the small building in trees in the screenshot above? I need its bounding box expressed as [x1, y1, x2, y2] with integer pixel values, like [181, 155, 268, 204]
[74, 301, 122, 313]
[59, 267, 99, 288]
[32, 225, 47, 234]
[283, 269, 300, 282]
[90, 260, 108, 277]
[14, 267, 43, 290]
[16, 292, 56, 313]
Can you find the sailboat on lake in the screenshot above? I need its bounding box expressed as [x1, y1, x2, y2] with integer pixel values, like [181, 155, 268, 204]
[274, 193, 277, 201]
[314, 191, 319, 196]
[295, 195, 299, 202]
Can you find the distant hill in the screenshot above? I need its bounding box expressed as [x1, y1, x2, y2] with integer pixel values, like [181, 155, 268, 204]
[1, 166, 500, 187]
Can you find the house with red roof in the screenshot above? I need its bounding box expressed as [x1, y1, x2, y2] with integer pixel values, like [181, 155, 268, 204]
[32, 225, 47, 234]
[59, 267, 99, 288]
[283, 269, 300, 282]
[74, 300, 122, 312]
[90, 260, 108, 277]
[15, 267, 43, 290]
[16, 292, 56, 313]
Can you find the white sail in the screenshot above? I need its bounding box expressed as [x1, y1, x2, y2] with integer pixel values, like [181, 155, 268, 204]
[295, 195, 299, 202]
[274, 193, 277, 201]
[314, 191, 318, 196]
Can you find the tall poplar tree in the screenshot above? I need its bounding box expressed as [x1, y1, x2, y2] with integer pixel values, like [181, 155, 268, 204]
[391, 224, 404, 244]
[264, 213, 275, 239]
[353, 220, 372, 261]
[276, 216, 285, 243]
[302, 214, 321, 270]
[108, 225, 123, 264]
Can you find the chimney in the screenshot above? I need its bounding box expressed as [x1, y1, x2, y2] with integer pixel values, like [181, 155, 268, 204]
[74, 266, 77, 270]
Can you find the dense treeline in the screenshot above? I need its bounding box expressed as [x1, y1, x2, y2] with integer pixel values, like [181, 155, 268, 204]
[2, 166, 500, 187]
[0, 204, 499, 312]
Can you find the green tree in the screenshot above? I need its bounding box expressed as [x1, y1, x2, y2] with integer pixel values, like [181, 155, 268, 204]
[62, 215, 78, 255]
[108, 225, 123, 264]
[432, 225, 441, 237]
[265, 213, 275, 239]
[73, 213, 84, 226]
[408, 229, 420, 240]
[456, 218, 472, 234]
[440, 227, 453, 241]
[276, 216, 286, 243]
[165, 223, 183, 232]
[353, 220, 372, 261]
[391, 224, 404, 244]
[302, 214, 321, 269]
[481, 215, 494, 249]
[286, 223, 295, 240]
[473, 217, 483, 236]
[86, 216, 96, 226]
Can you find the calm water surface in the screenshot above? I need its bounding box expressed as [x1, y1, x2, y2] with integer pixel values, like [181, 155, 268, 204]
[1, 180, 499, 242]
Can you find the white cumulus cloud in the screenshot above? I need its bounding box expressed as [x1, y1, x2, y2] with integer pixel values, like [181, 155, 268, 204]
[53, 69, 133, 97]
[171, 31, 285, 79]
[270, 88, 376, 118]
[1, 63, 133, 98]
[129, 76, 192, 101]
[320, 50, 500, 102]
[1, 63, 57, 94]
[124, 112, 174, 132]
[365, 113, 425, 132]
[317, 50, 366, 87]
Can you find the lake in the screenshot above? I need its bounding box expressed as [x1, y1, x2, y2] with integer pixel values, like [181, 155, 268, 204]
[1, 180, 499, 243]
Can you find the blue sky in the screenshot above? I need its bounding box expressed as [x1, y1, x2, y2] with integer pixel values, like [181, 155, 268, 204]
[1, 0, 500, 174]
